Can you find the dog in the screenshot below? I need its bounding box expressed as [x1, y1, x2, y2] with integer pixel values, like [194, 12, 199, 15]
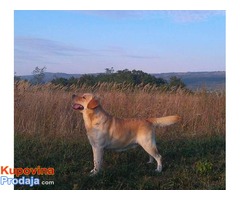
[72, 93, 180, 175]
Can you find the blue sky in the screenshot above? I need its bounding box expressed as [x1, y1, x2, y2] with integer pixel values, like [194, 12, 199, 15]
[14, 10, 225, 75]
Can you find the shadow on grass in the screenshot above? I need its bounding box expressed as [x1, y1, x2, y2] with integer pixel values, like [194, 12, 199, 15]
[14, 134, 225, 190]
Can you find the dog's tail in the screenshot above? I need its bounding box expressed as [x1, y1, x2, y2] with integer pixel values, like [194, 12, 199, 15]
[146, 115, 181, 127]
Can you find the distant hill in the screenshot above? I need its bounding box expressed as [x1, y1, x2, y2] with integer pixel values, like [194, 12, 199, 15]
[19, 71, 225, 91]
[154, 71, 225, 90]
[20, 72, 82, 83]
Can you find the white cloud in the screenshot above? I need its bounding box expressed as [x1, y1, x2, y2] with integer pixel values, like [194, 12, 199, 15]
[15, 37, 90, 56]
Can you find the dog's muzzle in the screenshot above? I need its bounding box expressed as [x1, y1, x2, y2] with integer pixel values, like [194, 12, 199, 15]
[72, 104, 84, 110]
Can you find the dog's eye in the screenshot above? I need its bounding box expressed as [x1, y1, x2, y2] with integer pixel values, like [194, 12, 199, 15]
[82, 96, 86, 99]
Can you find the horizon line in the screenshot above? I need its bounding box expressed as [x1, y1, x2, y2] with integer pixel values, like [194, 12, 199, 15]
[16, 70, 226, 76]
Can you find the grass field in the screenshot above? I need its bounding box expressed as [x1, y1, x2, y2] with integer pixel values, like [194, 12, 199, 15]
[14, 81, 225, 190]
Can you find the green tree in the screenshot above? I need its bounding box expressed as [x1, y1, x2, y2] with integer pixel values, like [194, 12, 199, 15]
[32, 66, 47, 84]
[50, 68, 171, 89]
[168, 76, 186, 90]
[78, 74, 96, 86]
[51, 77, 69, 86]
[105, 67, 114, 74]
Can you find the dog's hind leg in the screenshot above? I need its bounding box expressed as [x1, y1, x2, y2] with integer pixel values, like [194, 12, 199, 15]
[139, 138, 162, 172]
[143, 146, 162, 172]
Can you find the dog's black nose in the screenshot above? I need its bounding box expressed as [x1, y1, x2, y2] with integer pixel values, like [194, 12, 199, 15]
[72, 94, 77, 99]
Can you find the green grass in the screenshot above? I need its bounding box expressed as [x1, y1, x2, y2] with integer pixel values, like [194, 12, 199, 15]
[14, 133, 225, 190]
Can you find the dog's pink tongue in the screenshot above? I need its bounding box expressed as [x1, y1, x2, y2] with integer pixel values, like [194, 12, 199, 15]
[72, 104, 83, 110]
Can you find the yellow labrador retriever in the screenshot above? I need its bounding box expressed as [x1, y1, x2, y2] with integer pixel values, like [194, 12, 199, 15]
[72, 93, 180, 175]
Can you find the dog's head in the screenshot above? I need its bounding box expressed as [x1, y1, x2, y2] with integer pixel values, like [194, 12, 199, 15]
[72, 93, 99, 112]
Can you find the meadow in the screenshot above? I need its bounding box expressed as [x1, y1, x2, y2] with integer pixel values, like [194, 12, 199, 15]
[14, 81, 225, 189]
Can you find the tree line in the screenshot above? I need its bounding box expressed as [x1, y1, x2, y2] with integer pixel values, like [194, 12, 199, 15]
[51, 68, 186, 91]
[15, 67, 187, 91]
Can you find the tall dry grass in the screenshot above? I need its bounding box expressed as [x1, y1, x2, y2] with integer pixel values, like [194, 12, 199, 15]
[14, 81, 225, 139]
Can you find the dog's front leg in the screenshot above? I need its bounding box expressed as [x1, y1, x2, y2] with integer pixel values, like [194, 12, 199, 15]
[90, 146, 103, 176]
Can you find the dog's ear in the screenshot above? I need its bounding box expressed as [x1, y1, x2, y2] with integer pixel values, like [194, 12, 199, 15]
[87, 97, 99, 109]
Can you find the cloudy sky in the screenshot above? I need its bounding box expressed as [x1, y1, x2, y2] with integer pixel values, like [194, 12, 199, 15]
[14, 10, 225, 75]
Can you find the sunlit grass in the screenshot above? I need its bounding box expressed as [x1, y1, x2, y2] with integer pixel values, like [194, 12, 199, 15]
[14, 81, 225, 189]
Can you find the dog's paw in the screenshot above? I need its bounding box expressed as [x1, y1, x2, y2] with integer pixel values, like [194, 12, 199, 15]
[89, 169, 99, 176]
[155, 165, 162, 173]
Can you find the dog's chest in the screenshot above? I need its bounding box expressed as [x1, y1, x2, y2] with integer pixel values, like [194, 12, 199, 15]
[83, 114, 108, 147]
[86, 129, 107, 147]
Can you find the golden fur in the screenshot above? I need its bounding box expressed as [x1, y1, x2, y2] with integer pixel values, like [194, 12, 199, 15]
[72, 93, 180, 175]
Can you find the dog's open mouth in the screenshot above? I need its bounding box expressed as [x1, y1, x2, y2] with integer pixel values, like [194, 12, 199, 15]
[72, 104, 84, 110]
